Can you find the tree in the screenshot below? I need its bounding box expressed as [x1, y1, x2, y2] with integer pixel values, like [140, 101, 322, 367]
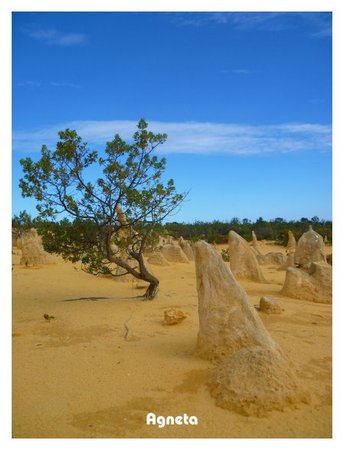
[19, 119, 186, 299]
[12, 210, 35, 243]
[12, 210, 35, 232]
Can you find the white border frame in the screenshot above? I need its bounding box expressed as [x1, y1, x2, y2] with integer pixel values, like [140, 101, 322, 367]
[1, 1, 343, 449]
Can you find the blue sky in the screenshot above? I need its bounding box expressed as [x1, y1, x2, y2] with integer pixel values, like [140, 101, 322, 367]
[12, 12, 332, 222]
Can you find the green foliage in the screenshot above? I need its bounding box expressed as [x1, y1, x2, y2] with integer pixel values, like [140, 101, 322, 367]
[221, 249, 230, 262]
[12, 210, 35, 231]
[161, 217, 332, 245]
[12, 210, 37, 243]
[19, 120, 186, 293]
[19, 120, 183, 224]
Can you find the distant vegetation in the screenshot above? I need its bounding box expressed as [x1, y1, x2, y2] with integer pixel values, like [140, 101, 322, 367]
[156, 216, 332, 245]
[13, 213, 332, 246]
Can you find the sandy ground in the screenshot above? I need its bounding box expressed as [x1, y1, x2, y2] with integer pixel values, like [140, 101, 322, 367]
[12, 241, 332, 438]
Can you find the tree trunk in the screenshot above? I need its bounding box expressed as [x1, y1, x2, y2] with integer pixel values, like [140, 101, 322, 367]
[137, 254, 160, 300]
[143, 278, 159, 300]
[106, 236, 160, 299]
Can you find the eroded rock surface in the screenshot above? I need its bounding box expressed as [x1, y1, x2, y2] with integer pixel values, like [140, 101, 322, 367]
[294, 226, 326, 268]
[179, 237, 194, 261]
[163, 308, 187, 325]
[194, 241, 307, 416]
[281, 262, 332, 304]
[228, 231, 267, 283]
[257, 252, 286, 266]
[17, 228, 53, 266]
[279, 252, 295, 271]
[259, 296, 283, 314]
[147, 251, 170, 266]
[209, 346, 308, 417]
[286, 230, 297, 255]
[162, 244, 189, 263]
[195, 241, 278, 362]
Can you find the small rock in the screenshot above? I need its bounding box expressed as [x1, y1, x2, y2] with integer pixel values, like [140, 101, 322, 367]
[163, 308, 187, 325]
[259, 296, 283, 314]
[43, 313, 55, 321]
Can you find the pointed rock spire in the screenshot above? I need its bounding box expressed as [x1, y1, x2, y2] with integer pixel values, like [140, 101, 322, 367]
[228, 231, 267, 283]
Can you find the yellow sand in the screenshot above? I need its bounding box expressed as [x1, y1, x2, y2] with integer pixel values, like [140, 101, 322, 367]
[12, 242, 332, 438]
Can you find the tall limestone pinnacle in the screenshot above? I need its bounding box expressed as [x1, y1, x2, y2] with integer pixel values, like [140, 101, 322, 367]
[194, 241, 308, 416]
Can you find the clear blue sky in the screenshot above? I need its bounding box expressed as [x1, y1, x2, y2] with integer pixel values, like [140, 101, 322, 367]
[12, 12, 332, 222]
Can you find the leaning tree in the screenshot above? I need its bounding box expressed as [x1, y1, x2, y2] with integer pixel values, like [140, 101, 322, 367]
[19, 119, 186, 299]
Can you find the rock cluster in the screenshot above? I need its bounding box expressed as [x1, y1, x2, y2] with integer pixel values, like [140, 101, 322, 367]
[194, 241, 307, 416]
[280, 262, 332, 304]
[278, 252, 295, 271]
[257, 252, 286, 266]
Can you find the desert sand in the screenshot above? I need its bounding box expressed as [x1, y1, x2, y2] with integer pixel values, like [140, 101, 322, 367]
[12, 241, 332, 438]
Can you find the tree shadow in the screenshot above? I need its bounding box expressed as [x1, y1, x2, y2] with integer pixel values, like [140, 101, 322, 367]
[62, 296, 109, 302]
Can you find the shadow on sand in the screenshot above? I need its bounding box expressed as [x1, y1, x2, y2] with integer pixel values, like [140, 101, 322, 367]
[62, 296, 110, 302]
